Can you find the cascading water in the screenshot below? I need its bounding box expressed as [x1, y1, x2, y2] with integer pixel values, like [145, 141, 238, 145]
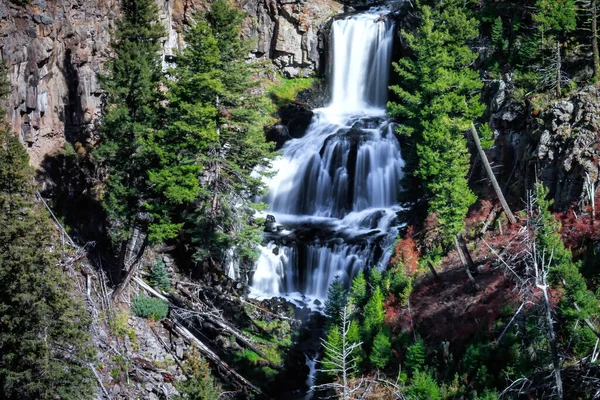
[251, 9, 404, 304]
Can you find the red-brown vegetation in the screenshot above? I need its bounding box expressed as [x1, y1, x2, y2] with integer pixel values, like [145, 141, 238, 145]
[556, 191, 600, 251]
[389, 226, 419, 274]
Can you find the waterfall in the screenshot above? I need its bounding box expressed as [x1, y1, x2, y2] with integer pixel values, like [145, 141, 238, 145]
[251, 9, 403, 304]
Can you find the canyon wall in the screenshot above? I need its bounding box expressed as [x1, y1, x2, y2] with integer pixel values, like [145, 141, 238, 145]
[0, 0, 341, 166]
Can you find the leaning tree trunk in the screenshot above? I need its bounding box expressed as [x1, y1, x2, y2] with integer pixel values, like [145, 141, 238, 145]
[593, 0, 599, 79]
[470, 123, 517, 225]
[113, 239, 147, 302]
[556, 40, 562, 97]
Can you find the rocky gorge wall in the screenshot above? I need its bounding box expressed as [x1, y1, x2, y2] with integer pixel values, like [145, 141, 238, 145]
[483, 77, 600, 211]
[0, 0, 342, 167]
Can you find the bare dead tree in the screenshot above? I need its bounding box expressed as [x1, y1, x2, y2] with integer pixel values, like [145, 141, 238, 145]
[312, 305, 364, 399]
[469, 123, 516, 225]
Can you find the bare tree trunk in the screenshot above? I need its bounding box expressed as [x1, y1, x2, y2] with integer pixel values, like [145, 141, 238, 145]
[541, 285, 563, 399]
[427, 260, 441, 282]
[112, 240, 147, 302]
[454, 235, 479, 289]
[593, 0, 599, 79]
[556, 39, 562, 97]
[469, 123, 516, 225]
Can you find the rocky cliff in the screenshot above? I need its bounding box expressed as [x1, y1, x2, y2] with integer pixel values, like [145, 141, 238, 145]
[0, 0, 341, 167]
[484, 77, 600, 211]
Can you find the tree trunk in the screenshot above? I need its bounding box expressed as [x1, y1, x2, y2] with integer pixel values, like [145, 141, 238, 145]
[112, 240, 147, 302]
[556, 39, 562, 97]
[427, 260, 441, 282]
[454, 235, 479, 289]
[541, 285, 563, 399]
[469, 123, 516, 225]
[593, 0, 599, 79]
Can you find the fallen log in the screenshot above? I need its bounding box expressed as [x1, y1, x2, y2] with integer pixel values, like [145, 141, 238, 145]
[163, 319, 267, 398]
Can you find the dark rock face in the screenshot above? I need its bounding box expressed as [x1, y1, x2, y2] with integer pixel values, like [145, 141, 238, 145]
[0, 0, 342, 166]
[483, 75, 600, 211]
[534, 88, 600, 210]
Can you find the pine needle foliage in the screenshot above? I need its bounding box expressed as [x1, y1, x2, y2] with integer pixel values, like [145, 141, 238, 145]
[388, 0, 483, 240]
[0, 128, 94, 400]
[168, 0, 275, 270]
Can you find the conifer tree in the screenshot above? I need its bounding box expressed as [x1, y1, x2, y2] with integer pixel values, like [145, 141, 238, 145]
[348, 271, 367, 308]
[389, 0, 483, 240]
[0, 128, 93, 399]
[533, 0, 577, 95]
[362, 287, 385, 341]
[369, 329, 392, 369]
[95, 0, 168, 275]
[167, 0, 274, 270]
[325, 276, 347, 326]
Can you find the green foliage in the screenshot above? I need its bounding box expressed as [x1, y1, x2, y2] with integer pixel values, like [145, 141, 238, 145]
[149, 259, 171, 291]
[131, 296, 169, 321]
[491, 17, 508, 51]
[95, 0, 169, 245]
[370, 329, 392, 369]
[176, 346, 220, 400]
[533, 184, 598, 319]
[533, 0, 577, 35]
[108, 311, 137, 343]
[321, 326, 343, 377]
[170, 0, 275, 270]
[405, 338, 426, 374]
[362, 287, 385, 341]
[324, 276, 347, 325]
[405, 370, 444, 400]
[347, 320, 364, 367]
[386, 266, 413, 306]
[369, 268, 383, 290]
[0, 129, 94, 400]
[388, 0, 482, 240]
[349, 271, 368, 308]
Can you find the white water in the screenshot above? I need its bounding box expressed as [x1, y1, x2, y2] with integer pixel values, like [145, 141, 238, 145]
[250, 10, 403, 304]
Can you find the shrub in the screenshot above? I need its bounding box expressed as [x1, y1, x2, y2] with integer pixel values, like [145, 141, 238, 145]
[176, 346, 219, 399]
[132, 295, 169, 321]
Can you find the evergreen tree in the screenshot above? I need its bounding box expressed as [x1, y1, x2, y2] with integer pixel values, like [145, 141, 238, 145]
[389, 0, 483, 241]
[533, 0, 577, 95]
[94, 0, 168, 253]
[362, 287, 385, 341]
[348, 271, 367, 308]
[0, 129, 93, 399]
[324, 276, 347, 326]
[167, 0, 274, 270]
[533, 184, 598, 320]
[149, 259, 171, 291]
[176, 346, 220, 399]
[369, 329, 392, 369]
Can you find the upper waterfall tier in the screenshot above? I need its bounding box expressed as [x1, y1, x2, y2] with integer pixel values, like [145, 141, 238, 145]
[329, 12, 395, 113]
[250, 9, 402, 302]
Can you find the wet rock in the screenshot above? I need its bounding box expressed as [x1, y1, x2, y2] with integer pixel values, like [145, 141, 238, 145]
[266, 124, 292, 149]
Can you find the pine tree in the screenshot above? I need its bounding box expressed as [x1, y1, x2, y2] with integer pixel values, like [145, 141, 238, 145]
[149, 259, 171, 291]
[168, 0, 274, 271]
[176, 346, 220, 399]
[94, 0, 168, 271]
[325, 276, 347, 325]
[348, 271, 367, 308]
[388, 0, 483, 241]
[362, 287, 385, 341]
[369, 329, 392, 369]
[0, 129, 93, 399]
[533, 0, 577, 95]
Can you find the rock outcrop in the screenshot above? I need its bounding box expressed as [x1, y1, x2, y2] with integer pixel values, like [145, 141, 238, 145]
[484, 76, 600, 210]
[0, 0, 342, 167]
